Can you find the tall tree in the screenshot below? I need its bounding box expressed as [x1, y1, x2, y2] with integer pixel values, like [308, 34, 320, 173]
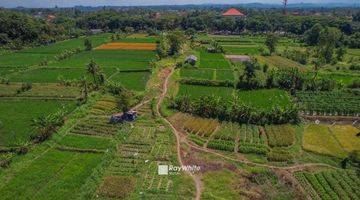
[304, 23, 323, 46]
[265, 34, 278, 55]
[84, 38, 92, 51]
[87, 59, 100, 85]
[167, 30, 185, 56]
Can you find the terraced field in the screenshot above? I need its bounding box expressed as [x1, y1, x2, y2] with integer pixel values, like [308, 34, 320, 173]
[0, 34, 110, 68]
[8, 67, 118, 83]
[48, 50, 156, 70]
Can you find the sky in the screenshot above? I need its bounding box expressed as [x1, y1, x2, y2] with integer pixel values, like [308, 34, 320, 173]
[0, 0, 358, 8]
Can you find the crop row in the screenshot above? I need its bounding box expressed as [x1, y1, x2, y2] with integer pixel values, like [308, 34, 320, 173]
[143, 162, 171, 192]
[296, 170, 360, 200]
[71, 116, 120, 137]
[169, 113, 219, 137]
[265, 125, 295, 147]
[267, 148, 294, 162]
[214, 122, 266, 144]
[95, 42, 157, 51]
[188, 134, 206, 147]
[90, 95, 119, 115]
[207, 140, 235, 152]
[238, 142, 268, 154]
[297, 91, 360, 116]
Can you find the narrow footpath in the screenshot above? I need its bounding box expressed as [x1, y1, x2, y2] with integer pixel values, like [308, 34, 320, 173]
[155, 67, 203, 200]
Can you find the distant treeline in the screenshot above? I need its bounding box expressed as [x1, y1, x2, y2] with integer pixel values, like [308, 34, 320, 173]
[1, 7, 360, 49]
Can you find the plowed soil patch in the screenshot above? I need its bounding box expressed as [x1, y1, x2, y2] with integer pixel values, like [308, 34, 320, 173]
[95, 42, 157, 50]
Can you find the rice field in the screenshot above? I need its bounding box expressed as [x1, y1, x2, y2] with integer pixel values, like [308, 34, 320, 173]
[95, 42, 157, 50]
[178, 85, 292, 110]
[0, 67, 26, 76]
[347, 48, 360, 58]
[330, 125, 360, 153]
[235, 89, 292, 110]
[319, 72, 360, 86]
[302, 124, 347, 158]
[0, 83, 81, 98]
[180, 68, 214, 80]
[180, 68, 234, 81]
[8, 67, 118, 83]
[56, 134, 113, 150]
[0, 149, 103, 200]
[0, 34, 110, 68]
[115, 37, 158, 43]
[21, 34, 111, 54]
[255, 55, 306, 70]
[222, 44, 261, 55]
[215, 70, 235, 81]
[199, 51, 231, 69]
[110, 71, 150, 91]
[48, 50, 155, 70]
[178, 84, 234, 99]
[0, 99, 77, 146]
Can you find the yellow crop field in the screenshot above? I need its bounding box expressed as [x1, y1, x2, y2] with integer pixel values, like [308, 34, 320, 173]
[302, 124, 347, 158]
[331, 125, 360, 152]
[95, 42, 157, 50]
[169, 112, 219, 137]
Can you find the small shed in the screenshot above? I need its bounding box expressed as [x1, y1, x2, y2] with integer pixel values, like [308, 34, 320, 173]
[185, 55, 198, 66]
[90, 29, 103, 35]
[225, 55, 251, 62]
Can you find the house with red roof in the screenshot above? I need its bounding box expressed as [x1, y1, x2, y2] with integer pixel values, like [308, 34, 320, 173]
[222, 8, 245, 17]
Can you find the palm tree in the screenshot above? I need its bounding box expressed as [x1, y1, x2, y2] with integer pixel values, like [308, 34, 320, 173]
[87, 59, 99, 85]
[283, 0, 288, 14]
[80, 77, 88, 102]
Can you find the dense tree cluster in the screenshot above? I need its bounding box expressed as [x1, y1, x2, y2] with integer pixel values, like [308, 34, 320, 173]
[170, 94, 300, 125]
[0, 9, 71, 49]
[236, 62, 337, 91]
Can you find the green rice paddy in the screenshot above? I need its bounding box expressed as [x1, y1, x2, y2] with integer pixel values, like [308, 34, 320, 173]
[199, 51, 231, 69]
[48, 50, 155, 70]
[0, 149, 103, 199]
[178, 84, 292, 110]
[0, 99, 77, 146]
[110, 71, 150, 91]
[8, 67, 118, 83]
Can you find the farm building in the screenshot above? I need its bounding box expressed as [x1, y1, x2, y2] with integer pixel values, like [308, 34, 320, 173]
[89, 29, 103, 35]
[222, 8, 245, 17]
[185, 55, 198, 65]
[225, 55, 251, 62]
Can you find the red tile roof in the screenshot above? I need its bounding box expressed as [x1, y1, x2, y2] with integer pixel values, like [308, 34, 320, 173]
[222, 8, 245, 16]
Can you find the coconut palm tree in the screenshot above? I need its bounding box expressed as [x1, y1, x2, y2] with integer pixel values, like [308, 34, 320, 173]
[87, 59, 100, 85]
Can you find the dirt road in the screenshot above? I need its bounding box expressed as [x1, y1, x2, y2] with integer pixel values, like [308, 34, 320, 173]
[155, 67, 203, 200]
